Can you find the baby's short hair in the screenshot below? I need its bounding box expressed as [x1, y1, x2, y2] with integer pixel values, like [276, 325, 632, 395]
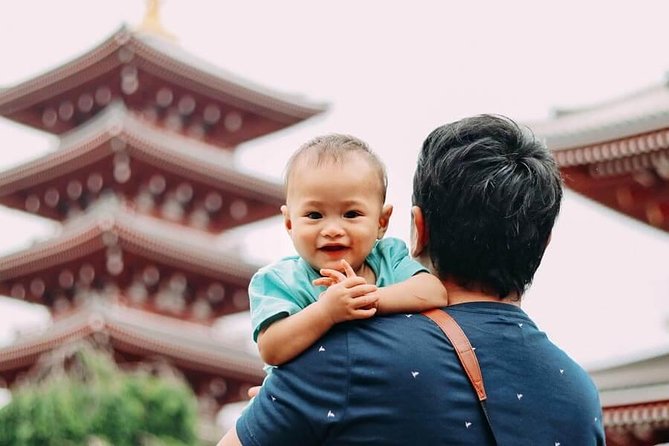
[284, 133, 388, 201]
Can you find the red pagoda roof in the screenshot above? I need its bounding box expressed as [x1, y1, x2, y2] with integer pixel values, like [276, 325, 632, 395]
[589, 345, 669, 408]
[0, 26, 327, 148]
[0, 206, 257, 282]
[0, 206, 259, 320]
[0, 301, 264, 407]
[529, 81, 669, 152]
[603, 401, 669, 445]
[0, 103, 284, 228]
[528, 79, 669, 232]
[589, 346, 669, 444]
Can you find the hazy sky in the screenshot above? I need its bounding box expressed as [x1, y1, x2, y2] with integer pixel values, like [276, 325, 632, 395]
[1, 0, 668, 367]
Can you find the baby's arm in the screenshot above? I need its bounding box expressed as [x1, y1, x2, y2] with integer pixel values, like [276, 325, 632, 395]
[257, 274, 378, 366]
[374, 272, 448, 314]
[318, 259, 447, 314]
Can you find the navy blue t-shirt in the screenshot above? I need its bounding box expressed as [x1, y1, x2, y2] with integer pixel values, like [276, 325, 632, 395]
[237, 302, 605, 445]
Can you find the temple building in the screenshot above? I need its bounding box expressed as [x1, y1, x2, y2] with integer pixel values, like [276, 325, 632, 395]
[530, 79, 669, 445]
[0, 4, 325, 441]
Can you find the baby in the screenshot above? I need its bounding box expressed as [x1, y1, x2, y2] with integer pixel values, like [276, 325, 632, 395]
[250, 134, 448, 368]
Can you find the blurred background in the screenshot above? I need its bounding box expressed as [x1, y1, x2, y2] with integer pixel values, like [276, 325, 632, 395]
[0, 1, 667, 444]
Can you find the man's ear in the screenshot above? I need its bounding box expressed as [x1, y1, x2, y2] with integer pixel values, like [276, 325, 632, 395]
[280, 205, 292, 233]
[410, 205, 428, 257]
[377, 204, 393, 239]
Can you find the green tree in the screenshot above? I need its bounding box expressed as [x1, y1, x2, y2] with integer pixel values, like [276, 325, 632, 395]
[0, 341, 200, 446]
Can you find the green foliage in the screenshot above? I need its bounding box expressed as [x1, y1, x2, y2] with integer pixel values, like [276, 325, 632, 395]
[0, 343, 200, 446]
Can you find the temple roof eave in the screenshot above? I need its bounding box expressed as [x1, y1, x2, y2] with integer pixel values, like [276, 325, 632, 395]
[0, 26, 327, 124]
[599, 383, 669, 407]
[0, 26, 125, 114]
[0, 207, 260, 282]
[131, 32, 328, 120]
[0, 102, 285, 203]
[0, 302, 264, 380]
[528, 81, 669, 151]
[588, 345, 669, 407]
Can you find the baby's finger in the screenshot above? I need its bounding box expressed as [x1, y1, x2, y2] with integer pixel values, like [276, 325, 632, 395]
[319, 268, 347, 283]
[346, 283, 378, 300]
[340, 259, 357, 278]
[247, 386, 261, 399]
[350, 307, 377, 319]
[351, 293, 379, 309]
[312, 277, 334, 287]
[340, 276, 369, 288]
[347, 283, 378, 298]
[359, 300, 379, 311]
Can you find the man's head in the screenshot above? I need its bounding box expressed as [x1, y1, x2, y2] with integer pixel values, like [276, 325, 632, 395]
[281, 134, 393, 274]
[411, 114, 562, 299]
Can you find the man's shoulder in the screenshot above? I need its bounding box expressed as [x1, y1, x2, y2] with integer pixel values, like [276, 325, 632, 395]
[330, 312, 450, 354]
[314, 312, 440, 348]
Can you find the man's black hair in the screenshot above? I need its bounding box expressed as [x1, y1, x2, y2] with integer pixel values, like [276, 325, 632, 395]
[412, 114, 563, 298]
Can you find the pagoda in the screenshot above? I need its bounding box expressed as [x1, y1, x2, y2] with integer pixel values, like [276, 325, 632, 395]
[530, 79, 669, 445]
[0, 1, 326, 428]
[530, 81, 669, 233]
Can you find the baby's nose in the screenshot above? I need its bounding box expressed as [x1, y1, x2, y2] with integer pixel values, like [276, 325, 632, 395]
[321, 221, 345, 237]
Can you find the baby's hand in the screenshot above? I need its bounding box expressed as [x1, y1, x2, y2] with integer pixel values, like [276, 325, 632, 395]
[314, 260, 380, 312]
[312, 263, 345, 288]
[315, 260, 379, 323]
[312, 259, 362, 287]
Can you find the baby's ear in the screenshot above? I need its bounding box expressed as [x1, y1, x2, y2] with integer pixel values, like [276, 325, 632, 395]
[377, 204, 393, 239]
[280, 205, 292, 232]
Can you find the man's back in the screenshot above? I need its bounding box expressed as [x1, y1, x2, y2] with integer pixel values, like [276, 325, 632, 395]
[237, 302, 605, 445]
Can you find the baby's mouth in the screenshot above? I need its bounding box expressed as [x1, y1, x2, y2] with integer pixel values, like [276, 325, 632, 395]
[320, 245, 347, 253]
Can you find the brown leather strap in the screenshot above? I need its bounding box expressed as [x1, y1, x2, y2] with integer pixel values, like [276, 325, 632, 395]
[422, 308, 487, 401]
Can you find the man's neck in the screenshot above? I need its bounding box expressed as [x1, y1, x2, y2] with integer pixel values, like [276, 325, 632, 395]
[442, 280, 521, 307]
[415, 255, 521, 307]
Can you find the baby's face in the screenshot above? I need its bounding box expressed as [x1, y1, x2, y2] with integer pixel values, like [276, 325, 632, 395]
[282, 154, 391, 275]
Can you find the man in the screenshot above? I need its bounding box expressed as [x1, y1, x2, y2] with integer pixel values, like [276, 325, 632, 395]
[220, 115, 605, 445]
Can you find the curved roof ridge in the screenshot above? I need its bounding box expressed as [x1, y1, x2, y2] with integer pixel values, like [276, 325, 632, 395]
[121, 114, 283, 199]
[0, 26, 127, 108]
[0, 216, 100, 274]
[0, 104, 126, 194]
[132, 32, 328, 117]
[528, 78, 669, 150]
[57, 100, 130, 148]
[551, 82, 667, 117]
[119, 104, 234, 163]
[0, 301, 263, 378]
[0, 102, 283, 201]
[113, 210, 260, 280]
[0, 26, 327, 122]
[0, 206, 260, 281]
[105, 303, 260, 362]
[586, 342, 669, 374]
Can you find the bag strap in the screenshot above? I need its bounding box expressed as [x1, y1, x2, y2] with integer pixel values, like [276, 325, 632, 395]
[422, 308, 499, 445]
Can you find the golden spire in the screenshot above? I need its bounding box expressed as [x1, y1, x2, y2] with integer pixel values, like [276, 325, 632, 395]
[137, 0, 176, 41]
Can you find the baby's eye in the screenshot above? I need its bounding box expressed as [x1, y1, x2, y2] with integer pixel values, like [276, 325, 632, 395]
[306, 212, 322, 219]
[344, 210, 362, 218]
